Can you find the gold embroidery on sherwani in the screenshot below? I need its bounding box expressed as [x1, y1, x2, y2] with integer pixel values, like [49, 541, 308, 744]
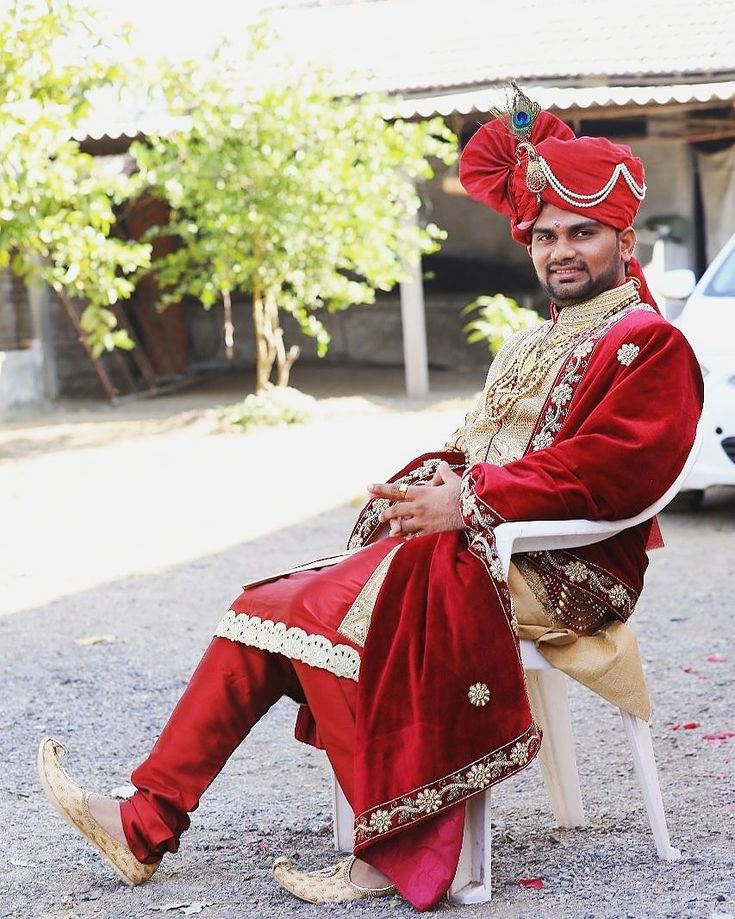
[452, 281, 645, 468]
[445, 389, 484, 454]
[526, 549, 637, 620]
[455, 281, 652, 628]
[513, 555, 612, 633]
[513, 556, 555, 619]
[353, 723, 542, 844]
[337, 544, 402, 646]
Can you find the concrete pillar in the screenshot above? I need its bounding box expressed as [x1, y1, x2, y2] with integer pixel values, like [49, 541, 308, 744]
[399, 205, 429, 397]
[28, 274, 59, 400]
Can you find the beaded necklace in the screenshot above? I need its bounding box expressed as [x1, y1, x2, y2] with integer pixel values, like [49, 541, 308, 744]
[483, 282, 640, 425]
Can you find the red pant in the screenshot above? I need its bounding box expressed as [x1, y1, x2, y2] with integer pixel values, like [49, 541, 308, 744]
[121, 637, 303, 862]
[120, 635, 463, 910]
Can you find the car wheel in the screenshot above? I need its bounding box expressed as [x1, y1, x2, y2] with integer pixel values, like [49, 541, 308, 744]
[665, 489, 705, 512]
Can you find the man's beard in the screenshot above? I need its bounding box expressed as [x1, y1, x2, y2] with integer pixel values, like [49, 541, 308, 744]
[539, 257, 624, 305]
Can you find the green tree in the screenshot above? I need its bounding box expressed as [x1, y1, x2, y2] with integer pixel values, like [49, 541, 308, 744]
[0, 0, 150, 356]
[132, 40, 456, 391]
[463, 293, 542, 356]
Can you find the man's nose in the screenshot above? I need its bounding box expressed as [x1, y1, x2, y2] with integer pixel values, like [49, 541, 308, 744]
[551, 236, 576, 261]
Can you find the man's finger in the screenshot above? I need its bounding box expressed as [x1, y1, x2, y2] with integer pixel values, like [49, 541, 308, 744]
[379, 502, 410, 523]
[437, 461, 461, 485]
[368, 481, 410, 501]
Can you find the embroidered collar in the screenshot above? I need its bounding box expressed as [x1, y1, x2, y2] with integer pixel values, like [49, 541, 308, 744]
[551, 280, 639, 326]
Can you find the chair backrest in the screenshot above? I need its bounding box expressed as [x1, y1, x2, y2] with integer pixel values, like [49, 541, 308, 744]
[493, 421, 703, 577]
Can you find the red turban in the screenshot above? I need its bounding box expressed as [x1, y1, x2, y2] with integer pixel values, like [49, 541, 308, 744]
[459, 96, 654, 306]
[460, 111, 646, 244]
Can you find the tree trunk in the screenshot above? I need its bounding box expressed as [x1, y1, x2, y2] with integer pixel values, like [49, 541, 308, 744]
[252, 282, 274, 392]
[252, 285, 299, 391]
[265, 289, 300, 388]
[222, 289, 235, 360]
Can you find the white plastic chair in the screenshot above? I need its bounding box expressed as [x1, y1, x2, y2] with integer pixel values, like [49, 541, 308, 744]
[332, 425, 702, 904]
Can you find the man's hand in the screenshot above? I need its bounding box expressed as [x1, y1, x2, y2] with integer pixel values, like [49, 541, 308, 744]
[367, 461, 466, 538]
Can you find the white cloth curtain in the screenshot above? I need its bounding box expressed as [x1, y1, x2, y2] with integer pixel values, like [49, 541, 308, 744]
[696, 144, 735, 263]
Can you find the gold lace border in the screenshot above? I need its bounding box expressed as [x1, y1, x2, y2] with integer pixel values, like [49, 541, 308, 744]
[353, 721, 542, 847]
[214, 610, 361, 681]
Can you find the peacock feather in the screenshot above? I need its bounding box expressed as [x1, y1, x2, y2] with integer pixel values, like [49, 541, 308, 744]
[492, 80, 541, 140]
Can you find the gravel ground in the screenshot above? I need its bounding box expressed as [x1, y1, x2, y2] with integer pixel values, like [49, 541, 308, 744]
[1, 367, 733, 919]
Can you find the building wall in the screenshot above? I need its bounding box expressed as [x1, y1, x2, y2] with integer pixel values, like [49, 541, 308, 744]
[630, 134, 695, 272]
[184, 291, 494, 376]
[0, 271, 32, 350]
[50, 293, 138, 398]
[0, 271, 44, 410]
[423, 172, 539, 302]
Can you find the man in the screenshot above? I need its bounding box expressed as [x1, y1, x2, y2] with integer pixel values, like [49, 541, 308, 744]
[38, 86, 703, 911]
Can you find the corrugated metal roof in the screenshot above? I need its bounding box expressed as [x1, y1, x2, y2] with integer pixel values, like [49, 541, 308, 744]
[76, 0, 735, 140]
[262, 0, 735, 94]
[389, 81, 735, 119]
[77, 79, 735, 142]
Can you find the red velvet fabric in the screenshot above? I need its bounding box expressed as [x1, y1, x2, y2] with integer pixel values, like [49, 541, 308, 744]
[227, 516, 539, 909]
[352, 529, 536, 845]
[363, 804, 466, 911]
[121, 545, 472, 910]
[465, 312, 702, 524]
[222, 455, 544, 908]
[461, 310, 703, 606]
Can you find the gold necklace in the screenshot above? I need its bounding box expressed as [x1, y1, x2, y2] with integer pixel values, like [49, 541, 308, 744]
[483, 284, 640, 425]
[555, 280, 640, 326]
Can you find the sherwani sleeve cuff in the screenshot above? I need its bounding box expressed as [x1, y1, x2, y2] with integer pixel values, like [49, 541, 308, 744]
[461, 464, 507, 532]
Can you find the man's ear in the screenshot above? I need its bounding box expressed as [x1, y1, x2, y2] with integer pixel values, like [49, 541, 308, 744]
[526, 243, 533, 258]
[620, 226, 636, 264]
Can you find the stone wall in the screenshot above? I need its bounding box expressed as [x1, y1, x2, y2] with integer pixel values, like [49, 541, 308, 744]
[0, 270, 32, 350]
[182, 285, 540, 379]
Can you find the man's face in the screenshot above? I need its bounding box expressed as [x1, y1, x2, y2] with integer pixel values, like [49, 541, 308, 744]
[527, 203, 634, 305]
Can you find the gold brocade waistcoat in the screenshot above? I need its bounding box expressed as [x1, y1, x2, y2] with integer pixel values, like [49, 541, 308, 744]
[446, 281, 641, 465]
[446, 282, 645, 633]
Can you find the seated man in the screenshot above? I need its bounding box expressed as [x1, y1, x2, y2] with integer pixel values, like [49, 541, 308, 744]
[38, 85, 703, 912]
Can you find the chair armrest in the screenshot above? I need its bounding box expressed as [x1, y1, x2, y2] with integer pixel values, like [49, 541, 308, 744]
[492, 422, 703, 576]
[494, 518, 626, 576]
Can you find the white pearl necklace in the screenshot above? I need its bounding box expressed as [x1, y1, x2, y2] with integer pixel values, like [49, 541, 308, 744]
[539, 157, 646, 208]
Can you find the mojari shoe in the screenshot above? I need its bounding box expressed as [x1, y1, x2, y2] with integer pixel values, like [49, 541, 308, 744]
[37, 737, 160, 886]
[272, 855, 396, 903]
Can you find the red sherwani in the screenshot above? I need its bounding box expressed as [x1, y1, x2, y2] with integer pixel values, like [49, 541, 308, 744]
[123, 282, 703, 911]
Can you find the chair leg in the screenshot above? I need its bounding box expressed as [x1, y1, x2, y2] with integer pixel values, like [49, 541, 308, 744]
[448, 790, 493, 904]
[331, 772, 355, 853]
[334, 771, 493, 904]
[525, 669, 586, 828]
[619, 711, 681, 860]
